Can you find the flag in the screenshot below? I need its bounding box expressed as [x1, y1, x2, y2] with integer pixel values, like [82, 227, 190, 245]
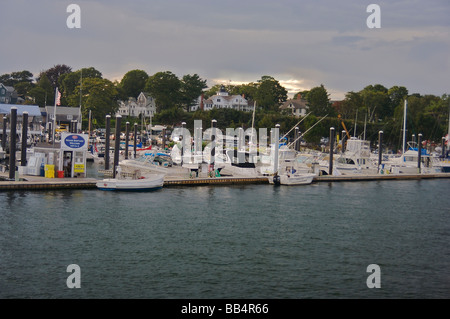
[56, 89, 61, 106]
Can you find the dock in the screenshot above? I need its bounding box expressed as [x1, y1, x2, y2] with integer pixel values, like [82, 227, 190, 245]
[1, 170, 450, 191]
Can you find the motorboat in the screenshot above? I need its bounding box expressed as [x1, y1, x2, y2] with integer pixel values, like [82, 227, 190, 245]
[96, 172, 165, 191]
[270, 167, 316, 186]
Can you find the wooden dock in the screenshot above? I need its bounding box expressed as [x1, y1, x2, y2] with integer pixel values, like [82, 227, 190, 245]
[1, 172, 450, 191]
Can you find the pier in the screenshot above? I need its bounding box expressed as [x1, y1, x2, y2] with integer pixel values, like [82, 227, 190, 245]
[1, 170, 450, 191]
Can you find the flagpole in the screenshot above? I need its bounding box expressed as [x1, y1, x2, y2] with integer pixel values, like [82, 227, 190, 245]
[79, 69, 82, 133]
[53, 87, 58, 147]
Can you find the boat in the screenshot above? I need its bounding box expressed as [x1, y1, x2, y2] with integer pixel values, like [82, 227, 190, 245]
[270, 166, 316, 185]
[96, 172, 165, 191]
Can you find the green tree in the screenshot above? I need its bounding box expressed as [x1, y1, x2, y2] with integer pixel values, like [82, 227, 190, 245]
[59, 67, 103, 106]
[255, 76, 288, 112]
[0, 70, 34, 86]
[180, 74, 207, 112]
[28, 86, 47, 107]
[145, 71, 181, 112]
[360, 84, 390, 122]
[74, 78, 119, 125]
[306, 84, 334, 117]
[42, 64, 72, 89]
[36, 74, 54, 106]
[388, 86, 408, 111]
[119, 69, 149, 99]
[338, 91, 363, 120]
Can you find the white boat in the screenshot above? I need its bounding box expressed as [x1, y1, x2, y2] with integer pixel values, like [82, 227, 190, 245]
[270, 169, 316, 186]
[96, 173, 165, 191]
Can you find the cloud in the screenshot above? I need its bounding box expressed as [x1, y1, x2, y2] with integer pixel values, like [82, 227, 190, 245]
[0, 0, 449, 100]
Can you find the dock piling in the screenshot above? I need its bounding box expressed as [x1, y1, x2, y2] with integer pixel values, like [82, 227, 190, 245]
[329, 127, 335, 175]
[113, 115, 121, 178]
[125, 122, 129, 160]
[9, 107, 17, 180]
[378, 131, 383, 173]
[418, 133, 422, 173]
[105, 115, 111, 170]
[134, 123, 137, 159]
[21, 111, 28, 166]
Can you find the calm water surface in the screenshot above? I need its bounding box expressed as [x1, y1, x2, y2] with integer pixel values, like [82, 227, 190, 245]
[0, 177, 449, 298]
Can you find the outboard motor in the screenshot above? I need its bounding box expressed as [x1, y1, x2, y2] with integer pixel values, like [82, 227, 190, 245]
[273, 174, 281, 186]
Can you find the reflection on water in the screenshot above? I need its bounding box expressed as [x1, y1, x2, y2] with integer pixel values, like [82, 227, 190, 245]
[0, 179, 449, 298]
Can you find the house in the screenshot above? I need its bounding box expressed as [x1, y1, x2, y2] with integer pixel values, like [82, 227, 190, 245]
[191, 85, 254, 112]
[280, 94, 309, 117]
[0, 83, 18, 104]
[117, 92, 156, 118]
[44, 106, 82, 131]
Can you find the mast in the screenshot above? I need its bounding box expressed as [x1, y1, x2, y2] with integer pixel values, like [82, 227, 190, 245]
[363, 113, 367, 140]
[250, 101, 256, 144]
[402, 99, 407, 154]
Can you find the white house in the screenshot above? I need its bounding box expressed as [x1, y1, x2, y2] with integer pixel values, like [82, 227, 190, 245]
[117, 92, 156, 118]
[191, 85, 254, 112]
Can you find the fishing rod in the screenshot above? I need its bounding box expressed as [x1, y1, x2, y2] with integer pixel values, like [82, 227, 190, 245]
[286, 114, 328, 148]
[279, 112, 312, 141]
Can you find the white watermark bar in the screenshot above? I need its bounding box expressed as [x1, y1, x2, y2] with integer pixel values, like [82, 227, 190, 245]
[171, 123, 280, 165]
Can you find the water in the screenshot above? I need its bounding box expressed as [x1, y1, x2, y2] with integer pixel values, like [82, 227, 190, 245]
[0, 177, 449, 299]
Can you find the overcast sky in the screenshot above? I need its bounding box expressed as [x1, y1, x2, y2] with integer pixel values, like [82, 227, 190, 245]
[1, 0, 449, 99]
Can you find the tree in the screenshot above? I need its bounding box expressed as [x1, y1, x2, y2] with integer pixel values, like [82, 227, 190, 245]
[42, 64, 72, 89]
[359, 84, 390, 122]
[0, 70, 33, 86]
[119, 69, 149, 99]
[254, 76, 288, 112]
[28, 86, 47, 107]
[35, 74, 54, 106]
[388, 86, 408, 109]
[228, 83, 259, 103]
[338, 91, 363, 120]
[74, 78, 119, 125]
[306, 84, 334, 117]
[180, 74, 207, 112]
[59, 67, 103, 106]
[144, 71, 181, 112]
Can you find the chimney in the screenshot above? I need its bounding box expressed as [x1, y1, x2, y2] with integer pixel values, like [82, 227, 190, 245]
[297, 93, 301, 100]
[200, 94, 204, 111]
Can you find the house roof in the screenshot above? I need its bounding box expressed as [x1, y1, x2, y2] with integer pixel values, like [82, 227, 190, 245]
[0, 104, 42, 117]
[280, 98, 308, 110]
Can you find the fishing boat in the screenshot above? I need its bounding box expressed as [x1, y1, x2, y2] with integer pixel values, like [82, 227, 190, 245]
[96, 172, 164, 191]
[270, 166, 316, 186]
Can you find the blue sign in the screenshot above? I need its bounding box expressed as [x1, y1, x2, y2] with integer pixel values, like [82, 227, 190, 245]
[64, 135, 86, 149]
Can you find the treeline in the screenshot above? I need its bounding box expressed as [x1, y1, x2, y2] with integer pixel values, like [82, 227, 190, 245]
[1, 65, 448, 151]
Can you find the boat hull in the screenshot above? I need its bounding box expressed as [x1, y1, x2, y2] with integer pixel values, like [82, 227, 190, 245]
[270, 173, 316, 185]
[96, 174, 165, 191]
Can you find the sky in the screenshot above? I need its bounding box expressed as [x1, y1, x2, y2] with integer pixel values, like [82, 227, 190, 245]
[1, 0, 449, 100]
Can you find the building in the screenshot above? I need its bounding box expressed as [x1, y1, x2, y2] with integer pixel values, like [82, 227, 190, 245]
[280, 94, 309, 117]
[0, 83, 18, 104]
[0, 104, 43, 148]
[43, 106, 82, 131]
[191, 85, 254, 112]
[117, 92, 156, 118]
